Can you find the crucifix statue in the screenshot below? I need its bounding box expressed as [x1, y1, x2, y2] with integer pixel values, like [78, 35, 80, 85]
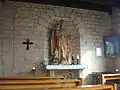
[23, 39, 33, 50]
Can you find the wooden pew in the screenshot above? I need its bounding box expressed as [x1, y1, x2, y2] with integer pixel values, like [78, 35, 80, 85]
[0, 76, 65, 81]
[50, 83, 117, 90]
[0, 83, 117, 90]
[0, 79, 83, 89]
[101, 74, 120, 84]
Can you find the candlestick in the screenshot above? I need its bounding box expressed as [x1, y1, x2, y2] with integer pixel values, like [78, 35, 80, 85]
[32, 67, 36, 76]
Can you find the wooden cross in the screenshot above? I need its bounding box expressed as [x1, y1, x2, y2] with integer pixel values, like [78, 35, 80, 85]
[23, 39, 33, 50]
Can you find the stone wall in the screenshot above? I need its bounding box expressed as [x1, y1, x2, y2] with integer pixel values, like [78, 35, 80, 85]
[112, 7, 120, 72]
[0, 1, 114, 84]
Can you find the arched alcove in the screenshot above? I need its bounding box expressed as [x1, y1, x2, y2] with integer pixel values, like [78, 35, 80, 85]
[48, 17, 80, 65]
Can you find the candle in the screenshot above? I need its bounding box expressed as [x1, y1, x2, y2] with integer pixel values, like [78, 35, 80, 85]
[77, 54, 79, 59]
[116, 69, 119, 72]
[32, 67, 36, 71]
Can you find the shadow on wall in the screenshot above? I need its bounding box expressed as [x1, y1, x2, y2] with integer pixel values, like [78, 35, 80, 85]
[84, 74, 93, 85]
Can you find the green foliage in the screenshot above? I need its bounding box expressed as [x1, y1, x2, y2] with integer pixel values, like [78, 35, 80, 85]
[49, 49, 59, 65]
[49, 52, 55, 65]
[39, 61, 46, 69]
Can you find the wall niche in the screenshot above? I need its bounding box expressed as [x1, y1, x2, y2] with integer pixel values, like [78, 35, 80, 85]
[48, 19, 80, 65]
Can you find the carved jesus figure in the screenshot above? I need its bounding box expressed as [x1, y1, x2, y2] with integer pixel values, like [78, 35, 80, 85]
[50, 20, 73, 65]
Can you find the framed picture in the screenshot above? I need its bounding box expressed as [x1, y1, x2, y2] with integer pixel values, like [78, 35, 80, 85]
[104, 36, 120, 57]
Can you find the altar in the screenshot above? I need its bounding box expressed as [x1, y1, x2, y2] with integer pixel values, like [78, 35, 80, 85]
[46, 65, 87, 78]
[46, 19, 87, 79]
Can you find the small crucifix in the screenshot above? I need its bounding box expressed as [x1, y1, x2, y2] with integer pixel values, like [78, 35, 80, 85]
[23, 39, 33, 50]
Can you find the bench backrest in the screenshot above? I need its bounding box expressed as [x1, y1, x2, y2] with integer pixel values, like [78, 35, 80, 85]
[0, 79, 82, 89]
[101, 74, 120, 84]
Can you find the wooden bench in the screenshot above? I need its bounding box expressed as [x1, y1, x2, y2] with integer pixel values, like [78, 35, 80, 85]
[0, 83, 117, 90]
[0, 79, 83, 89]
[50, 83, 117, 90]
[101, 74, 120, 84]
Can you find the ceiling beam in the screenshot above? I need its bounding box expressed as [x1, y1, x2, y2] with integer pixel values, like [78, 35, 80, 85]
[10, 0, 112, 14]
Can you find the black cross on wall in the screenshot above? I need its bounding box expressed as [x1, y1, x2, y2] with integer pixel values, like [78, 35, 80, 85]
[23, 39, 33, 50]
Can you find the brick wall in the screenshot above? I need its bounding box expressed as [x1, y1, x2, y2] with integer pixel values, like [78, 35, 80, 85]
[0, 1, 114, 83]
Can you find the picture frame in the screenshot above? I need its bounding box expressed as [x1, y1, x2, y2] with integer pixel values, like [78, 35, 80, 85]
[103, 35, 120, 57]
